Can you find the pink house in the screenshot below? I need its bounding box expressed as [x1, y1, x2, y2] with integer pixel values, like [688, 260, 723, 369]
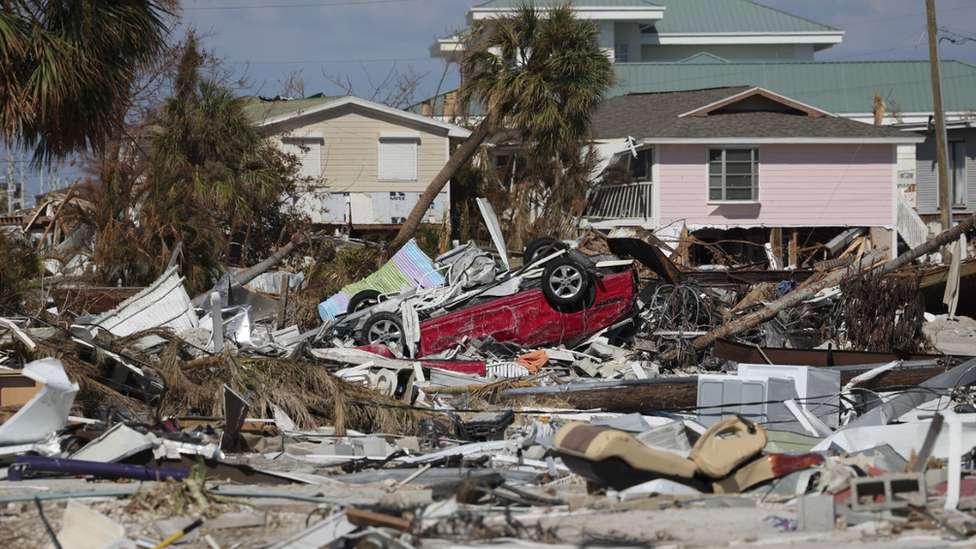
[586, 87, 924, 264]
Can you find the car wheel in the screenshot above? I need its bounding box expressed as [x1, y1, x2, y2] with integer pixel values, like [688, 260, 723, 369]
[347, 289, 380, 313]
[523, 237, 567, 266]
[361, 311, 405, 348]
[542, 256, 589, 307]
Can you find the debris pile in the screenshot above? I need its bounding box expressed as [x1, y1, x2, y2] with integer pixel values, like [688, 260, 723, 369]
[1, 206, 976, 548]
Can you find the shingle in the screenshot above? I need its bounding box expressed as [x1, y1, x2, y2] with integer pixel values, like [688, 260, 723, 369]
[591, 89, 916, 140]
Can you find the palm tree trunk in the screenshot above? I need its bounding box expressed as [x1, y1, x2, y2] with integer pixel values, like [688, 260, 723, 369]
[390, 114, 494, 252]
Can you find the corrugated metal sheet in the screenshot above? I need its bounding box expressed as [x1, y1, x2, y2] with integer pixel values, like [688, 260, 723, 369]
[917, 129, 976, 216]
[90, 266, 198, 337]
[317, 239, 446, 321]
[649, 0, 839, 34]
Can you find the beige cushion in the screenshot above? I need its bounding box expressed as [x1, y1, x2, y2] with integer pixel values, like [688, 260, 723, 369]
[554, 423, 699, 479]
[690, 416, 768, 478]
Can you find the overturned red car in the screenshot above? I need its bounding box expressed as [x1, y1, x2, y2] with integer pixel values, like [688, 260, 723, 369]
[357, 250, 638, 358]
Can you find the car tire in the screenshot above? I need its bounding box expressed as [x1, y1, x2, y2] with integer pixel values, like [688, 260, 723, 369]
[347, 289, 381, 313]
[523, 237, 567, 266]
[542, 256, 589, 307]
[361, 311, 405, 349]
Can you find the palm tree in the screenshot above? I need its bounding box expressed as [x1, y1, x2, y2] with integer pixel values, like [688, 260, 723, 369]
[390, 1, 615, 251]
[0, 0, 176, 165]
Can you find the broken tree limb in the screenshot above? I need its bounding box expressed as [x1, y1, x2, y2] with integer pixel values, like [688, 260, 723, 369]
[191, 232, 312, 307]
[660, 212, 976, 364]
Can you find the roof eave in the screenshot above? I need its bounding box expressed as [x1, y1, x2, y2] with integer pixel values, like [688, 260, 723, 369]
[257, 96, 473, 138]
[677, 86, 836, 118]
[469, 6, 665, 24]
[643, 31, 845, 46]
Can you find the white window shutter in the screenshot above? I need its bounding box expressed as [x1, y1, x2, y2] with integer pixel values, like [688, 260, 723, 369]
[378, 138, 418, 181]
[281, 138, 322, 180]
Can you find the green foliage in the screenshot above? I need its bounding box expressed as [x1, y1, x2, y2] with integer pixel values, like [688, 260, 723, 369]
[460, 1, 615, 157]
[0, 0, 177, 164]
[0, 232, 42, 315]
[75, 34, 308, 294]
[393, 1, 614, 249]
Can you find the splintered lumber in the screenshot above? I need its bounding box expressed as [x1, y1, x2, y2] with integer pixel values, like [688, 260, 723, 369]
[661, 211, 976, 364]
[497, 361, 946, 413]
[659, 247, 891, 363]
[498, 377, 698, 412]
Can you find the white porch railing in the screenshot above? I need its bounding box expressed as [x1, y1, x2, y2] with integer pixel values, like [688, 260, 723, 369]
[895, 191, 929, 250]
[586, 181, 653, 220]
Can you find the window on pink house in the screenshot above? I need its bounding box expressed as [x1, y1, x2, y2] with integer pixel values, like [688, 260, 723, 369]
[709, 148, 759, 202]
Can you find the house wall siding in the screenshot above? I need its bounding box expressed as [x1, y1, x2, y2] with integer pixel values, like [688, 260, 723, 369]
[658, 143, 894, 227]
[272, 105, 450, 194]
[916, 127, 976, 215]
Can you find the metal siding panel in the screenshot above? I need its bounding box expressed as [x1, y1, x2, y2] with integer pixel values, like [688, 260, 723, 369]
[916, 140, 939, 216]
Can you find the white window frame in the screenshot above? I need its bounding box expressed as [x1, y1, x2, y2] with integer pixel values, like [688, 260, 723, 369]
[707, 147, 760, 203]
[378, 132, 420, 182]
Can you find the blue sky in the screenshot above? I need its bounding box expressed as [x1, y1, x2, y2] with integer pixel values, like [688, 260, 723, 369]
[178, 0, 976, 100]
[6, 0, 976, 205]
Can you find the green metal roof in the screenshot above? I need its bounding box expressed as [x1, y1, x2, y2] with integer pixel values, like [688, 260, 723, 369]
[241, 95, 346, 124]
[647, 0, 839, 34]
[471, 0, 837, 34]
[613, 60, 976, 114]
[473, 0, 661, 8]
[411, 59, 976, 117]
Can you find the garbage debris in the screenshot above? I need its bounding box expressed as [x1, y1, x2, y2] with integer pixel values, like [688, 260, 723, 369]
[3, 201, 976, 548]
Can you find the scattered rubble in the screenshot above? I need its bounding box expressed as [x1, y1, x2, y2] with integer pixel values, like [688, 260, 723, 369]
[1, 206, 976, 548]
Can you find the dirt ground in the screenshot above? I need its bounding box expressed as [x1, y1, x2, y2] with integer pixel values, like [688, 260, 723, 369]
[924, 315, 976, 356]
[0, 474, 968, 549]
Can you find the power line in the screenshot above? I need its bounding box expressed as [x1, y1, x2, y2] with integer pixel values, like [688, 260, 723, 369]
[840, 4, 976, 27]
[183, 0, 439, 10]
[228, 57, 435, 65]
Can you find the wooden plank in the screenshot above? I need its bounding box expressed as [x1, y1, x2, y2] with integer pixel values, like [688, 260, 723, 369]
[346, 507, 412, 532]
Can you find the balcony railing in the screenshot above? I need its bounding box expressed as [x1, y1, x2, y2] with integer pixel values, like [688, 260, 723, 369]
[586, 181, 653, 219]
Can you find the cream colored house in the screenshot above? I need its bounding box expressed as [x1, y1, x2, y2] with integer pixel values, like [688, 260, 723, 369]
[246, 95, 471, 229]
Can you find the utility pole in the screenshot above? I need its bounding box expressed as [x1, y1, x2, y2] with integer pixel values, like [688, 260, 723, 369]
[927, 0, 951, 232]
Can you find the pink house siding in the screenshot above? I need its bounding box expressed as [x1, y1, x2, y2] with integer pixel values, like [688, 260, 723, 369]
[658, 143, 894, 228]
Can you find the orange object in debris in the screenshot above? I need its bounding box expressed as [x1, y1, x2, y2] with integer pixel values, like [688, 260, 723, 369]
[516, 350, 549, 373]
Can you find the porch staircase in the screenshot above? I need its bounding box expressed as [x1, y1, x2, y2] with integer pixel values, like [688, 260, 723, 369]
[895, 191, 929, 251]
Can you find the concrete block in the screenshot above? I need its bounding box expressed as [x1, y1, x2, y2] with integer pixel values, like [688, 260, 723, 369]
[379, 489, 433, 507]
[798, 494, 835, 532]
[354, 436, 390, 457]
[207, 512, 266, 529]
[849, 473, 926, 511]
[395, 437, 420, 452]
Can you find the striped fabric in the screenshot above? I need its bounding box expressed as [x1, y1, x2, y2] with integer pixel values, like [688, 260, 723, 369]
[317, 239, 446, 321]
